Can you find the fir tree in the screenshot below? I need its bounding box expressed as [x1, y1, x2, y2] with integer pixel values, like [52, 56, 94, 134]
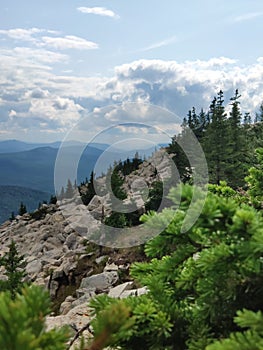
[81, 171, 96, 205]
[245, 147, 263, 208]
[204, 91, 229, 184]
[19, 202, 27, 216]
[49, 195, 57, 204]
[0, 240, 27, 299]
[65, 179, 74, 198]
[9, 211, 15, 221]
[226, 89, 247, 187]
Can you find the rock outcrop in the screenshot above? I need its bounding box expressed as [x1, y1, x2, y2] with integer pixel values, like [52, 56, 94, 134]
[0, 149, 173, 348]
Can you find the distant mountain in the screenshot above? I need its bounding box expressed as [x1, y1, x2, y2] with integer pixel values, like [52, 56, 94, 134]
[0, 185, 50, 223]
[0, 140, 57, 153]
[0, 145, 104, 193]
[0, 140, 110, 153]
[0, 140, 168, 223]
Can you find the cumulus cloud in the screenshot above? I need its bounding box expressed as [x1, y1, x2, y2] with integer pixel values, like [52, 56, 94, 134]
[2, 53, 263, 141]
[41, 35, 98, 50]
[24, 88, 50, 99]
[77, 6, 119, 19]
[29, 97, 84, 126]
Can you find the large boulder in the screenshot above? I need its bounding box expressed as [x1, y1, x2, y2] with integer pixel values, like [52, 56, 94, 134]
[79, 271, 119, 293]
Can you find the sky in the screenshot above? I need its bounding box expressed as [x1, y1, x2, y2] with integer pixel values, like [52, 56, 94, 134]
[1, 0, 263, 143]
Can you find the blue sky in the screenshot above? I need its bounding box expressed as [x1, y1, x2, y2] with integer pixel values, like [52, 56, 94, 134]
[1, 0, 263, 142]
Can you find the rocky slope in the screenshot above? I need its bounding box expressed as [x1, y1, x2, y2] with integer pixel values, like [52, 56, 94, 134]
[0, 149, 174, 348]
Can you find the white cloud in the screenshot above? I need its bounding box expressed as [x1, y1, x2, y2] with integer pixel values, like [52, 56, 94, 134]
[77, 6, 119, 19]
[0, 28, 44, 42]
[29, 97, 83, 125]
[12, 47, 68, 64]
[233, 12, 263, 22]
[0, 28, 60, 45]
[41, 35, 98, 50]
[0, 27, 98, 51]
[141, 35, 178, 52]
[2, 53, 263, 141]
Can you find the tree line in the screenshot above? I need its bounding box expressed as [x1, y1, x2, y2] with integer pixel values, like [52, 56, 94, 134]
[168, 89, 263, 188]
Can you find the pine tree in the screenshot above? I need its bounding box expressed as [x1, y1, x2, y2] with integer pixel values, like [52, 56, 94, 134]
[9, 211, 15, 221]
[204, 91, 229, 184]
[65, 179, 74, 198]
[0, 240, 27, 299]
[226, 89, 247, 187]
[60, 186, 65, 199]
[19, 202, 27, 216]
[49, 195, 57, 204]
[82, 171, 96, 205]
[245, 148, 263, 208]
[110, 168, 127, 202]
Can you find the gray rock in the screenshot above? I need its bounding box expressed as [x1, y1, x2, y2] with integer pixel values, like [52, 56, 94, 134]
[103, 263, 119, 272]
[65, 233, 77, 250]
[80, 271, 119, 292]
[108, 281, 134, 298]
[120, 286, 149, 298]
[26, 259, 42, 276]
[95, 255, 107, 264]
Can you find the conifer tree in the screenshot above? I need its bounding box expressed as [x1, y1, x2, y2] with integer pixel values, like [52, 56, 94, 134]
[65, 179, 74, 198]
[19, 202, 27, 216]
[226, 89, 247, 187]
[245, 147, 263, 208]
[0, 240, 26, 299]
[82, 171, 96, 205]
[204, 91, 229, 184]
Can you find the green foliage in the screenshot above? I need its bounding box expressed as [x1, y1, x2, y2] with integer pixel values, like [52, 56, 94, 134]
[110, 168, 127, 201]
[166, 89, 263, 188]
[245, 148, 263, 208]
[89, 184, 263, 349]
[89, 294, 172, 350]
[115, 155, 143, 176]
[0, 285, 69, 350]
[104, 211, 127, 228]
[207, 309, 263, 350]
[0, 240, 27, 299]
[145, 181, 163, 212]
[208, 181, 236, 197]
[81, 171, 96, 205]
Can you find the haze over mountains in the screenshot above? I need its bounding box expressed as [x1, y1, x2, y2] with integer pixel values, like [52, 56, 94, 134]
[0, 139, 165, 223]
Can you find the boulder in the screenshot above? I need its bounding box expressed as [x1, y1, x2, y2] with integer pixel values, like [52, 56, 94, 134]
[108, 281, 134, 298]
[80, 271, 119, 293]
